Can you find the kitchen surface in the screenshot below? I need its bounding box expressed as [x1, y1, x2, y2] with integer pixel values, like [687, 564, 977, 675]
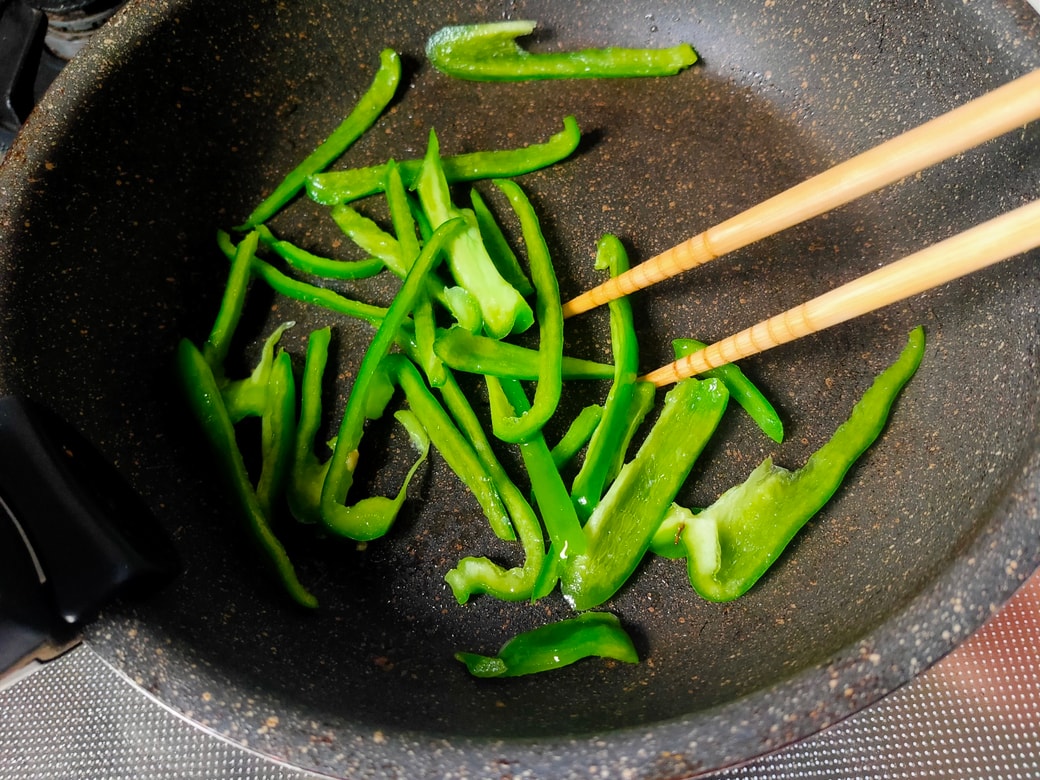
[2, 1, 1040, 778]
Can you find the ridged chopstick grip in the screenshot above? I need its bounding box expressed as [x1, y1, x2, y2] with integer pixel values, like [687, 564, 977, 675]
[642, 197, 1040, 386]
[563, 67, 1040, 318]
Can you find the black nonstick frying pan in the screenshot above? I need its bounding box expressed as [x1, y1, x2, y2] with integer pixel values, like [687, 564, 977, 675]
[1, 0, 1039, 777]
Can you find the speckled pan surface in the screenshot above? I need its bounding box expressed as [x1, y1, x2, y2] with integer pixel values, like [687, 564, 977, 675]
[1, 0, 1039, 777]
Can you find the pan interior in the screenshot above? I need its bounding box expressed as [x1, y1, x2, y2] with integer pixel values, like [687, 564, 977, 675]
[1, 0, 1038, 772]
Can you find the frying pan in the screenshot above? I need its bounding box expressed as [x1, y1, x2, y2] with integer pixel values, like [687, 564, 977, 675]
[1, 0, 1039, 777]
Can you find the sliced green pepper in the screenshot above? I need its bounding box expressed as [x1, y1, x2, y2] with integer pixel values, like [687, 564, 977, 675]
[480, 179, 564, 442]
[560, 376, 730, 611]
[386, 160, 446, 387]
[550, 404, 604, 470]
[216, 229, 388, 327]
[177, 339, 317, 608]
[240, 48, 401, 228]
[470, 186, 533, 296]
[378, 354, 513, 539]
[455, 612, 638, 678]
[673, 338, 784, 444]
[569, 234, 646, 520]
[672, 327, 925, 602]
[203, 228, 257, 372]
[427, 21, 698, 82]
[305, 116, 581, 206]
[433, 326, 613, 381]
[414, 131, 534, 339]
[220, 324, 298, 517]
[603, 379, 657, 486]
[286, 327, 333, 525]
[330, 203, 407, 276]
[487, 377, 587, 559]
[319, 218, 466, 537]
[421, 363, 520, 544]
[322, 406, 431, 542]
[256, 225, 387, 281]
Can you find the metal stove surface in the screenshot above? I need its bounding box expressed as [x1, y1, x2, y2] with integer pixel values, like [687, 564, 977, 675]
[2, 570, 1039, 779]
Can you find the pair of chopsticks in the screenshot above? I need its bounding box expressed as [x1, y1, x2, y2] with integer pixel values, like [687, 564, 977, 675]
[561, 68, 1040, 387]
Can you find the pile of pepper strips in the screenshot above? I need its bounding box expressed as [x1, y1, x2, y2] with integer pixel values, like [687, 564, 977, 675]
[178, 29, 924, 677]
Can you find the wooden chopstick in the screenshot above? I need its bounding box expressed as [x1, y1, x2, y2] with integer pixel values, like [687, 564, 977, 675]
[640, 197, 1040, 387]
[561, 68, 1040, 319]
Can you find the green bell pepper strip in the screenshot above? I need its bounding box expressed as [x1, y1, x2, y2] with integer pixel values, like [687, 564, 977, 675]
[404, 346, 519, 543]
[670, 326, 925, 602]
[470, 187, 534, 296]
[603, 380, 657, 486]
[305, 116, 581, 206]
[409, 186, 485, 334]
[216, 229, 388, 326]
[250, 258, 388, 326]
[487, 377, 587, 560]
[256, 350, 297, 523]
[455, 612, 638, 678]
[204, 228, 258, 372]
[321, 405, 431, 542]
[385, 160, 446, 387]
[414, 130, 534, 339]
[220, 321, 294, 421]
[433, 326, 613, 381]
[376, 354, 514, 539]
[569, 234, 644, 520]
[550, 404, 604, 470]
[480, 179, 563, 443]
[177, 339, 318, 608]
[426, 21, 698, 82]
[330, 203, 407, 276]
[560, 376, 730, 611]
[673, 338, 784, 444]
[255, 225, 386, 281]
[319, 217, 466, 537]
[240, 48, 401, 229]
[220, 324, 298, 520]
[442, 430, 546, 602]
[286, 327, 334, 525]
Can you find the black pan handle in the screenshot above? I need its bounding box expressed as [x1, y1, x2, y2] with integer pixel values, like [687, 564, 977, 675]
[0, 395, 179, 676]
[0, 0, 46, 138]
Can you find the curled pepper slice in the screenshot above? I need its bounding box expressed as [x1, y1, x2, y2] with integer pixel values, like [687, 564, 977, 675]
[481, 179, 564, 443]
[455, 612, 638, 678]
[320, 218, 466, 536]
[434, 326, 612, 381]
[673, 338, 784, 444]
